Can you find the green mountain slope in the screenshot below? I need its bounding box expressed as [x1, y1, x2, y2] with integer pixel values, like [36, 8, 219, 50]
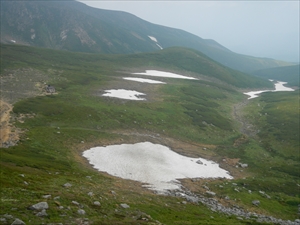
[251, 64, 300, 87]
[1, 44, 272, 89]
[1, 44, 299, 224]
[1, 0, 293, 72]
[114, 47, 273, 88]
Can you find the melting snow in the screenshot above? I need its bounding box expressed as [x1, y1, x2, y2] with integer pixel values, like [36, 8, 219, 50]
[244, 81, 294, 99]
[83, 142, 232, 194]
[148, 36, 163, 49]
[156, 43, 163, 50]
[132, 70, 198, 80]
[148, 35, 158, 42]
[102, 89, 146, 100]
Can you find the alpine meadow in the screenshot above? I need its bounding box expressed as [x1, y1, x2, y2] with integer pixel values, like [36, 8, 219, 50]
[0, 1, 299, 225]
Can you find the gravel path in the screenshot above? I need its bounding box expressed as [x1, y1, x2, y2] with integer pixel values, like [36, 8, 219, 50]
[232, 99, 258, 137]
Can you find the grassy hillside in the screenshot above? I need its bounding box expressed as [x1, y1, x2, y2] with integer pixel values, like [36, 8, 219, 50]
[114, 47, 273, 88]
[0, 44, 299, 224]
[251, 64, 300, 87]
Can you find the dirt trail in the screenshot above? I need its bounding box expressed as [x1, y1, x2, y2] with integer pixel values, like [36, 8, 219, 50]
[232, 99, 257, 138]
[0, 100, 20, 147]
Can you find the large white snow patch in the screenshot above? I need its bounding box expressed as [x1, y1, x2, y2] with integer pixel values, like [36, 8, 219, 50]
[83, 142, 232, 194]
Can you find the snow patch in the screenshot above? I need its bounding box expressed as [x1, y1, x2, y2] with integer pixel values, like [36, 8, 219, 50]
[244, 80, 294, 99]
[132, 70, 198, 80]
[156, 43, 163, 50]
[83, 142, 232, 194]
[148, 36, 163, 49]
[148, 35, 158, 42]
[102, 89, 146, 100]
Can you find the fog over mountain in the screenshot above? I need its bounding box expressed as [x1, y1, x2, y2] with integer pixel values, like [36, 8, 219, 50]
[1, 0, 294, 73]
[80, 1, 299, 63]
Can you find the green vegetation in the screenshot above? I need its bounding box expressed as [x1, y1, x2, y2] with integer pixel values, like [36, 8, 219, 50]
[0, 44, 299, 224]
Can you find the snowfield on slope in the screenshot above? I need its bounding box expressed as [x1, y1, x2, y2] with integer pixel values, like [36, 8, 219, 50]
[83, 142, 232, 194]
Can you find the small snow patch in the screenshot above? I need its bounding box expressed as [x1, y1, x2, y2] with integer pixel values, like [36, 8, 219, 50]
[148, 35, 158, 42]
[102, 89, 146, 100]
[132, 70, 198, 80]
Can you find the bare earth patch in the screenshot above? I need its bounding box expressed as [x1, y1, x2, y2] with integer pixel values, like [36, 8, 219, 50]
[0, 67, 59, 147]
[0, 100, 21, 147]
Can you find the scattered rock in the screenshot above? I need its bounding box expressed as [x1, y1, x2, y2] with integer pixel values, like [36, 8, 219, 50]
[77, 209, 86, 215]
[3, 214, 14, 219]
[42, 195, 51, 199]
[259, 190, 271, 199]
[63, 183, 72, 188]
[252, 200, 260, 206]
[120, 203, 130, 209]
[11, 218, 26, 225]
[239, 163, 248, 168]
[206, 191, 216, 196]
[28, 202, 49, 210]
[72, 201, 80, 206]
[202, 185, 209, 190]
[234, 188, 240, 192]
[87, 192, 93, 197]
[36, 209, 48, 217]
[185, 195, 198, 203]
[196, 160, 203, 165]
[93, 201, 101, 206]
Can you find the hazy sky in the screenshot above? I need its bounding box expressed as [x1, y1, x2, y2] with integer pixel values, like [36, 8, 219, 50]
[79, 1, 299, 62]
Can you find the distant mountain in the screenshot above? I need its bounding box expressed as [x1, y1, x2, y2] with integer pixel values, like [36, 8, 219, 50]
[0, 0, 293, 72]
[251, 65, 300, 87]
